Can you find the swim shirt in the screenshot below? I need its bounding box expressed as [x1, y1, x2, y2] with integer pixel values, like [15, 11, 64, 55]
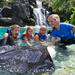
[23, 33, 30, 40]
[51, 23, 75, 40]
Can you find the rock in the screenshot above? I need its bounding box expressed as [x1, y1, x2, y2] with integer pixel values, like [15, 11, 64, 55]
[1, 6, 13, 17]
[0, 0, 36, 26]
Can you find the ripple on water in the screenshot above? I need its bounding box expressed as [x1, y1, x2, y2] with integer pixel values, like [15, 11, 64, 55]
[53, 44, 75, 75]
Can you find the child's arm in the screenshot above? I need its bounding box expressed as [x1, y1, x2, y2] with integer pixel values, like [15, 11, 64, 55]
[23, 36, 32, 46]
[34, 34, 39, 42]
[3, 33, 9, 38]
[26, 41, 32, 46]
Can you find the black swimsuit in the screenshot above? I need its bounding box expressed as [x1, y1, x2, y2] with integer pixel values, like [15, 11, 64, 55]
[0, 36, 15, 46]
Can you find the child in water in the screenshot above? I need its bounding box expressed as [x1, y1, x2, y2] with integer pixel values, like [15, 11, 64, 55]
[21, 26, 34, 46]
[34, 26, 48, 44]
[2, 24, 21, 46]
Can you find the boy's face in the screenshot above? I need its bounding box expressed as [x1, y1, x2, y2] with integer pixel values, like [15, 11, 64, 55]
[11, 28, 20, 38]
[40, 28, 46, 36]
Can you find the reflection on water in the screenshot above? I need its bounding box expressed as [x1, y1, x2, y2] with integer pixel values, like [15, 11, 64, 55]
[52, 45, 75, 75]
[0, 27, 75, 75]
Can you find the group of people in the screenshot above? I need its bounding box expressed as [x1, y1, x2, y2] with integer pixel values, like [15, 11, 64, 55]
[2, 24, 48, 46]
[1, 14, 75, 47]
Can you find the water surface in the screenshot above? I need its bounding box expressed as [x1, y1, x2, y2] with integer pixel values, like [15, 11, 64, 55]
[0, 27, 75, 75]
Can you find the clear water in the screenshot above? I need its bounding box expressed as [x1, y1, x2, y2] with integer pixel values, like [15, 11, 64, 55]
[0, 27, 75, 75]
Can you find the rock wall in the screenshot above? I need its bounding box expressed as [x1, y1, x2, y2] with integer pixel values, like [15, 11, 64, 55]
[0, 0, 52, 27]
[0, 0, 36, 26]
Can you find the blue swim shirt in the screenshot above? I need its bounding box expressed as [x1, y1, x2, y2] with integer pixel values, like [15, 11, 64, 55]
[51, 23, 75, 40]
[35, 32, 47, 41]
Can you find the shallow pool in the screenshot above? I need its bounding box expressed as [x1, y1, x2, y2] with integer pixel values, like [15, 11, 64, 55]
[0, 27, 75, 75]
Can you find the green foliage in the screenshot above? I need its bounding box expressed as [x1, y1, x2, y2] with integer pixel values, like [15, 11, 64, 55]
[70, 7, 75, 25]
[0, 0, 15, 7]
[51, 0, 75, 11]
[9, 0, 15, 3]
[50, 0, 75, 22]
[64, 20, 69, 23]
[0, 0, 8, 7]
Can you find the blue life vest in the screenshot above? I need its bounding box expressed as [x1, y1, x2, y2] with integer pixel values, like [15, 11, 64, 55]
[7, 29, 21, 41]
[51, 23, 75, 40]
[7, 29, 12, 35]
[36, 32, 47, 41]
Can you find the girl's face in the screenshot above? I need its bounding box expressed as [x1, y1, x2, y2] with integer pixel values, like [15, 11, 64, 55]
[11, 27, 20, 38]
[28, 28, 33, 35]
[40, 28, 46, 36]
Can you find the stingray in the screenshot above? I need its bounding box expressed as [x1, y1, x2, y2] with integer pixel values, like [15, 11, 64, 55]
[0, 45, 55, 74]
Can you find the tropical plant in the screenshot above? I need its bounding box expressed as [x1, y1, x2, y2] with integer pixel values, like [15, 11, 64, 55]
[70, 7, 75, 25]
[0, 0, 8, 7]
[50, 0, 75, 22]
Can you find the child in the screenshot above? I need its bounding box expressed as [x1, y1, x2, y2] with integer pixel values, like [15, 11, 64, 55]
[2, 24, 21, 46]
[21, 26, 34, 46]
[34, 26, 47, 43]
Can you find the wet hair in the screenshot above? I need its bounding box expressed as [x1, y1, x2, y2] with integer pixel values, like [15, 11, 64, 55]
[40, 26, 47, 30]
[26, 26, 33, 33]
[48, 14, 60, 22]
[10, 24, 20, 31]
